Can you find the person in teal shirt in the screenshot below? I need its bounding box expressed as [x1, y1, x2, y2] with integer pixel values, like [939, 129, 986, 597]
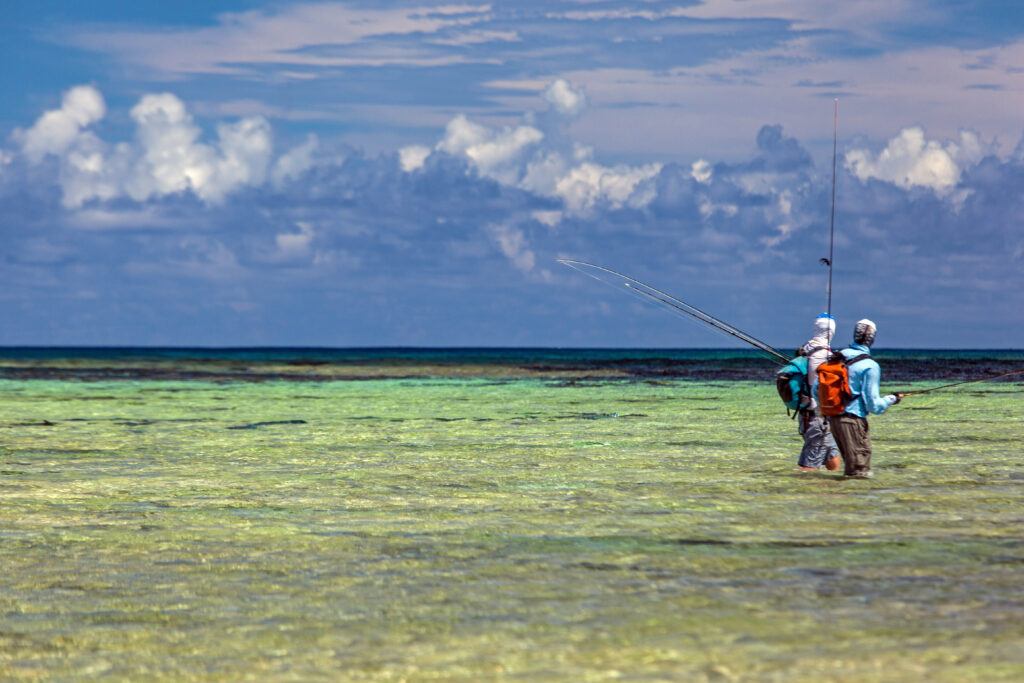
[830, 319, 901, 478]
[797, 313, 841, 471]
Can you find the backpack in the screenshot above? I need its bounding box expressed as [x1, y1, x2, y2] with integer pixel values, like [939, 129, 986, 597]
[776, 356, 810, 416]
[816, 351, 870, 416]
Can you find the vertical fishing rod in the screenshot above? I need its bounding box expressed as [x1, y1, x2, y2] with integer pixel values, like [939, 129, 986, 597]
[825, 99, 838, 348]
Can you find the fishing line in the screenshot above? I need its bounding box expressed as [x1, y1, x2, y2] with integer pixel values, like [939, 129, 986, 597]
[557, 259, 791, 366]
[898, 367, 1024, 397]
[622, 284, 790, 364]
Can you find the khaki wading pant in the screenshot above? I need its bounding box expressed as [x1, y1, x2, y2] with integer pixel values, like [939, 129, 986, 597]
[830, 413, 872, 476]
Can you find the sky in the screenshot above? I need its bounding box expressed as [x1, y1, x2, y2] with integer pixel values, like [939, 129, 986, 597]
[1, 0, 1022, 349]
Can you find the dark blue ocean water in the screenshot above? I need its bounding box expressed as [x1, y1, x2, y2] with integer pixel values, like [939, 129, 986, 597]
[2, 347, 1022, 362]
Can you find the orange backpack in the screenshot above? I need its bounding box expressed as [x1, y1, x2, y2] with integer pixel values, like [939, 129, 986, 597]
[816, 352, 870, 416]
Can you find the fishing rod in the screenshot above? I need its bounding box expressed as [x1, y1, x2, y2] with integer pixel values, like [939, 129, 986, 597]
[557, 259, 792, 365]
[623, 283, 791, 364]
[897, 367, 1024, 397]
[824, 99, 838, 348]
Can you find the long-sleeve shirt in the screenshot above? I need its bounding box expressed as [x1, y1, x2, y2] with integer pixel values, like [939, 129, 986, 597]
[840, 343, 896, 417]
[801, 334, 832, 411]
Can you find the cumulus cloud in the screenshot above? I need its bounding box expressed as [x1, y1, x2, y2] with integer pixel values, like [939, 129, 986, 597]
[418, 79, 662, 214]
[691, 159, 712, 184]
[272, 134, 319, 186]
[846, 127, 985, 195]
[542, 79, 586, 116]
[436, 114, 544, 185]
[555, 161, 662, 212]
[398, 144, 431, 172]
[17, 85, 106, 164]
[124, 93, 272, 203]
[2, 83, 1022, 347]
[17, 85, 278, 207]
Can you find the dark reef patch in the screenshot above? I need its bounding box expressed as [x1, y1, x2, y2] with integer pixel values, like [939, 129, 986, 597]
[0, 348, 1020, 384]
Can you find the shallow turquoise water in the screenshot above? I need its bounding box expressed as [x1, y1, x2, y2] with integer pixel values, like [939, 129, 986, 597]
[1, 374, 1023, 680]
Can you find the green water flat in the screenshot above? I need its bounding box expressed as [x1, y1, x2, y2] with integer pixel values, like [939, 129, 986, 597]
[0, 375, 1022, 680]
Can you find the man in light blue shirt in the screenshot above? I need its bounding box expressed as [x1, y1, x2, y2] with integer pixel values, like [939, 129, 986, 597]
[830, 319, 902, 478]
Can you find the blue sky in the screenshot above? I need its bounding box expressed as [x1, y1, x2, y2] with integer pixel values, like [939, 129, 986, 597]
[1, 1, 1022, 348]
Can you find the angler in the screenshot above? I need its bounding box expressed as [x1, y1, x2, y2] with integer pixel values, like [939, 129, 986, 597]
[790, 314, 841, 472]
[819, 319, 901, 478]
[557, 259, 1022, 481]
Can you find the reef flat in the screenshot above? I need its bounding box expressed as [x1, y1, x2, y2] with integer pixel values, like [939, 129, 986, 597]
[1, 351, 1022, 680]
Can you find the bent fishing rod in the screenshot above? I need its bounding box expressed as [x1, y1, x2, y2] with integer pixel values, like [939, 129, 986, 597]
[557, 259, 791, 365]
[897, 367, 1024, 397]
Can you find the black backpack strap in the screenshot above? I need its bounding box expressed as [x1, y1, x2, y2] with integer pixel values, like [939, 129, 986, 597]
[843, 353, 872, 403]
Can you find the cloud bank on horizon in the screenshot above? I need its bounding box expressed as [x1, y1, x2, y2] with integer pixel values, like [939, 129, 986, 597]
[1, 1, 1022, 347]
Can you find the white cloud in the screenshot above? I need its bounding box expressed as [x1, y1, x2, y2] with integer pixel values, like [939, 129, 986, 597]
[492, 223, 536, 274]
[482, 31, 1024, 165]
[431, 29, 520, 46]
[124, 93, 272, 203]
[17, 85, 106, 164]
[58, 132, 122, 208]
[215, 116, 273, 189]
[437, 114, 544, 184]
[845, 127, 985, 194]
[427, 79, 662, 213]
[761, 191, 798, 248]
[64, 207, 184, 231]
[399, 144, 431, 172]
[272, 134, 319, 185]
[551, 1, 913, 28]
[436, 114, 490, 154]
[691, 159, 712, 184]
[698, 198, 739, 219]
[18, 86, 280, 207]
[53, 0, 1024, 173]
[542, 79, 586, 117]
[675, 0, 915, 33]
[521, 150, 571, 195]
[71, 3, 494, 75]
[129, 93, 210, 198]
[532, 210, 563, 227]
[554, 161, 662, 212]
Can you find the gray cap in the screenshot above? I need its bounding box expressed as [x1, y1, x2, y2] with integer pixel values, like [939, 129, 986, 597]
[853, 318, 877, 347]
